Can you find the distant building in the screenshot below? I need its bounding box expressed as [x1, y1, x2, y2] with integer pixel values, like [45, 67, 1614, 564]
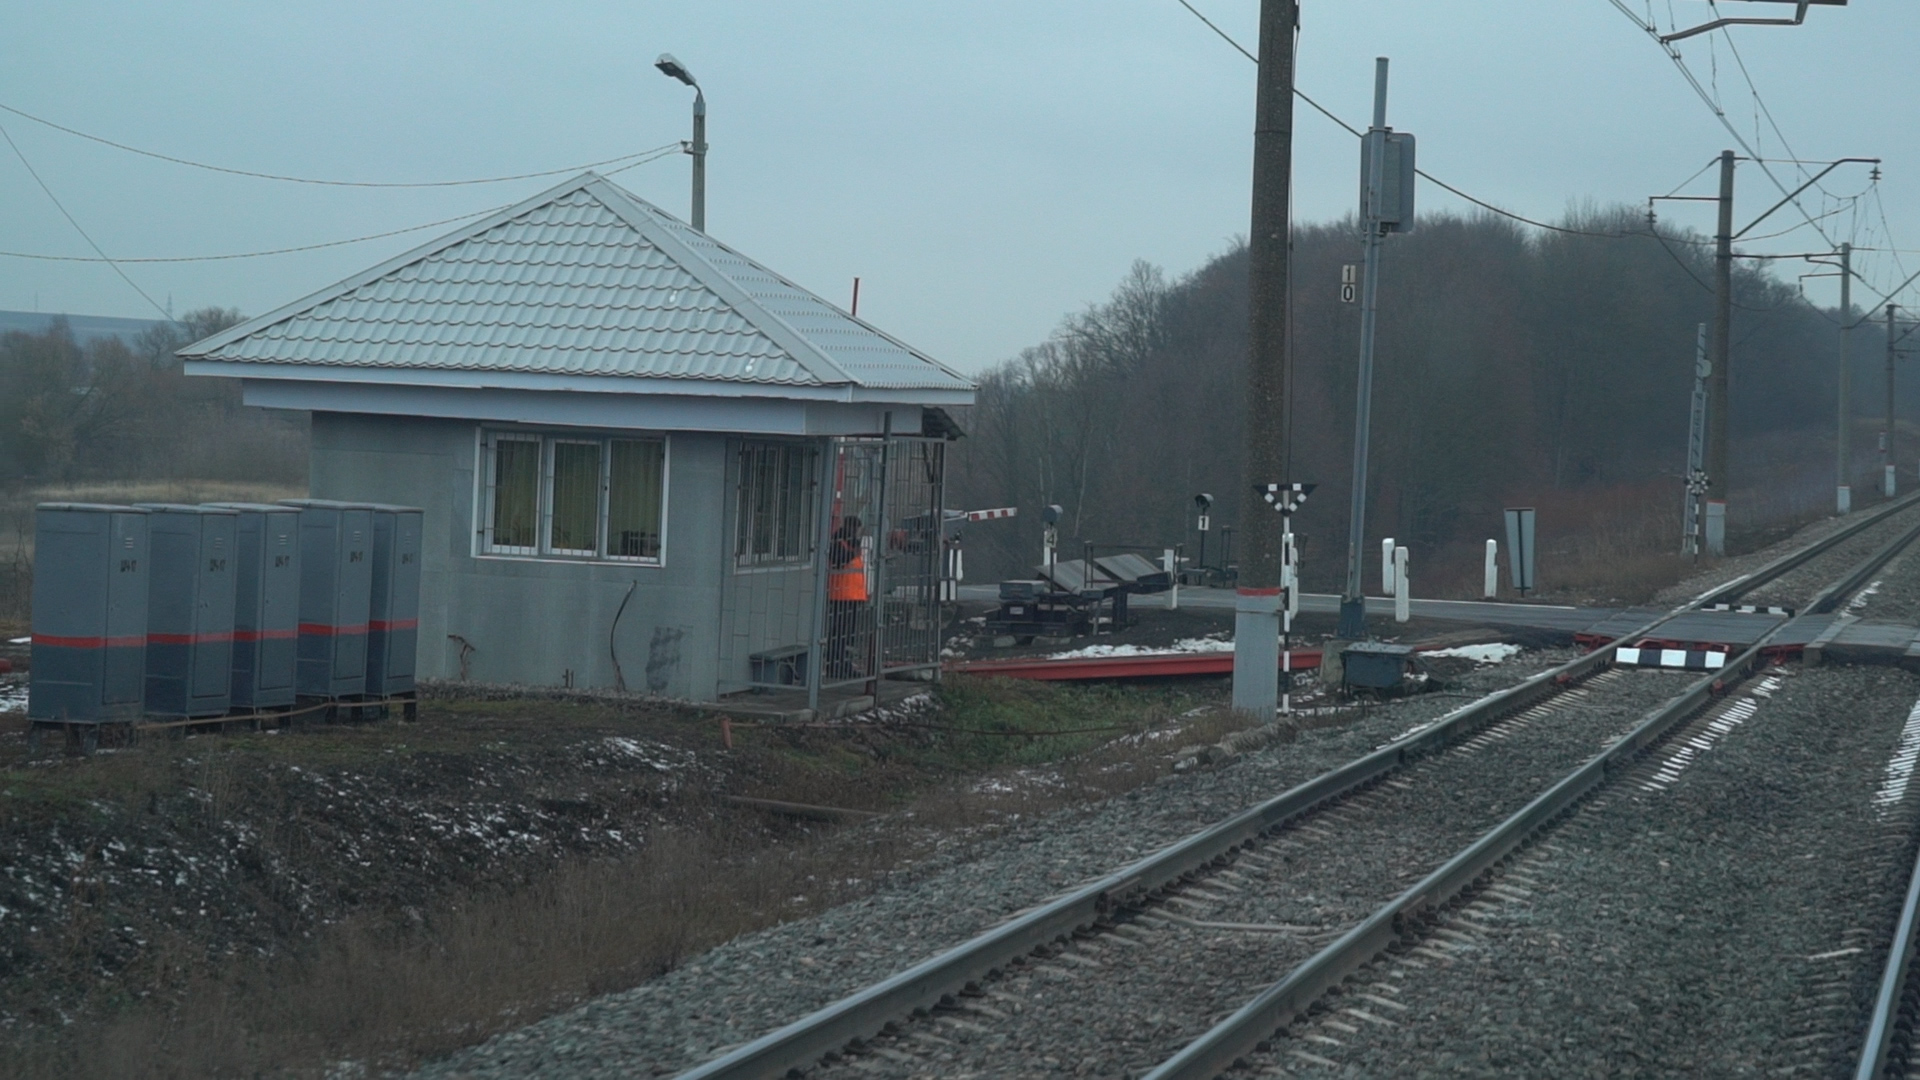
[0, 310, 179, 348]
[181, 172, 974, 703]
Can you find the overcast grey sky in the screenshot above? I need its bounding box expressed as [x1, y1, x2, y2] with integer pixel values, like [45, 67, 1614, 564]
[3, 1, 1918, 372]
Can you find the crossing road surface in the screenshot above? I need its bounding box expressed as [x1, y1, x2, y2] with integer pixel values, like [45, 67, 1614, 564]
[955, 584, 1614, 634]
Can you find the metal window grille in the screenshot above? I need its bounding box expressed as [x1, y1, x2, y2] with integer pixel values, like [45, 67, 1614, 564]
[479, 429, 666, 563]
[734, 442, 817, 567]
[547, 439, 602, 555]
[487, 434, 540, 553]
[609, 439, 665, 560]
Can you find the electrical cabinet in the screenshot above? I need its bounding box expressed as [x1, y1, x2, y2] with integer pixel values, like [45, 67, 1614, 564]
[207, 503, 301, 709]
[136, 504, 239, 718]
[282, 500, 375, 698]
[365, 505, 423, 697]
[27, 504, 150, 723]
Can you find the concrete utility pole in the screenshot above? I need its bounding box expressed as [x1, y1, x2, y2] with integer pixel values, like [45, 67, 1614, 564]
[1839, 242, 1853, 512]
[1890, 303, 1900, 497]
[1230, 0, 1298, 721]
[1706, 150, 1734, 554]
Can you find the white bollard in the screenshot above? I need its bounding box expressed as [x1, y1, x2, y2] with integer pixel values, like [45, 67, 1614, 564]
[1394, 546, 1410, 623]
[1163, 548, 1178, 610]
[1484, 539, 1498, 599]
[1381, 537, 1396, 596]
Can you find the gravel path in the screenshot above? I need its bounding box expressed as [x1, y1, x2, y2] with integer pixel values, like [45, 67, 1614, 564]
[811, 669, 1693, 1078]
[408, 652, 1592, 1079]
[1252, 663, 1920, 1079]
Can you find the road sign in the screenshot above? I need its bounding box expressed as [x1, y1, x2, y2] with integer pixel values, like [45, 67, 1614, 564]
[1340, 264, 1357, 303]
[1504, 507, 1536, 595]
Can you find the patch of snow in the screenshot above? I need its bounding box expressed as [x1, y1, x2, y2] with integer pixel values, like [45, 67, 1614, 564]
[1419, 642, 1523, 664]
[1046, 634, 1232, 660]
[7, 636, 28, 645]
[0, 681, 26, 714]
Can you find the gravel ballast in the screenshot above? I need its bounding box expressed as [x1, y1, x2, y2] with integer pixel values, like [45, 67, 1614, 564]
[1258, 662, 1920, 1078]
[808, 668, 1694, 1078]
[410, 651, 1624, 1079]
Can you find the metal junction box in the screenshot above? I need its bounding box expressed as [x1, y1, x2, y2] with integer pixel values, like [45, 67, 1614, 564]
[28, 504, 150, 724]
[282, 500, 375, 699]
[206, 503, 301, 709]
[1340, 641, 1421, 694]
[136, 504, 240, 718]
[365, 504, 423, 697]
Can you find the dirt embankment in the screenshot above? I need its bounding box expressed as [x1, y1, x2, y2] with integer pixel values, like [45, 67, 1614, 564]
[0, 657, 1230, 1078]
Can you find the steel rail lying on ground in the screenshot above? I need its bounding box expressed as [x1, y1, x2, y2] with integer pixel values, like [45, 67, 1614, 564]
[673, 496, 1920, 1080]
[1145, 513, 1920, 1080]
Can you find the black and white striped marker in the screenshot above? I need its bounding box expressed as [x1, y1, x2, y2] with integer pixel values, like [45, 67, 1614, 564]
[1704, 603, 1792, 616]
[1615, 646, 1727, 671]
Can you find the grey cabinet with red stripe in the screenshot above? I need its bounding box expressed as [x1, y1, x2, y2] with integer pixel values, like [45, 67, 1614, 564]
[135, 504, 239, 718]
[365, 505, 423, 697]
[27, 504, 151, 723]
[283, 500, 375, 699]
[208, 503, 302, 708]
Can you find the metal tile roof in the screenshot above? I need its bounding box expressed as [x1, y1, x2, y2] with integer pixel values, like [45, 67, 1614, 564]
[181, 174, 972, 395]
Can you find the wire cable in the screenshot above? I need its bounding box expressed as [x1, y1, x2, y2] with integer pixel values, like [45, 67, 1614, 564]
[1172, 0, 1639, 240]
[0, 118, 169, 318]
[0, 100, 682, 189]
[0, 142, 685, 264]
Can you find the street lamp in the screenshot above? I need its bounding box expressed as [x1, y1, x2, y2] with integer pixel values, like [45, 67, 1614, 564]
[655, 53, 706, 231]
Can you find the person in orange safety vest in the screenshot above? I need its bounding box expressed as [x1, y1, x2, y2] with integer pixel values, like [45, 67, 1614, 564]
[827, 516, 866, 676]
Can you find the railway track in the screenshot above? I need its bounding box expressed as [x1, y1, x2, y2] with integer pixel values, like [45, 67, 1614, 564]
[665, 494, 1920, 1079]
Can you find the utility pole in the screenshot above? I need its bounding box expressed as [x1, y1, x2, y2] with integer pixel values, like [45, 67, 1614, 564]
[1230, 0, 1297, 721]
[1706, 149, 1734, 554]
[1889, 302, 1900, 497]
[1338, 57, 1413, 638]
[1838, 242, 1853, 511]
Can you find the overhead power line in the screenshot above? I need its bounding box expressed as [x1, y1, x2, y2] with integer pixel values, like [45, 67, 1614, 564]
[1173, 0, 1650, 241]
[0, 100, 682, 189]
[0, 142, 685, 264]
[0, 118, 169, 318]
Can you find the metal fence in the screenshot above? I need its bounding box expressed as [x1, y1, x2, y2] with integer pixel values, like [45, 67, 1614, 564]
[714, 434, 946, 706]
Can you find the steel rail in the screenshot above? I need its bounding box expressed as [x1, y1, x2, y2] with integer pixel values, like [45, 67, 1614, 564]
[1856, 839, 1920, 1079]
[673, 494, 1920, 1080]
[1146, 513, 1920, 1080]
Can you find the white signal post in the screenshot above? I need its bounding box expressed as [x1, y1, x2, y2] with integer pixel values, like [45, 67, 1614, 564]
[1259, 482, 1315, 718]
[1484, 539, 1498, 599]
[1381, 537, 1396, 597]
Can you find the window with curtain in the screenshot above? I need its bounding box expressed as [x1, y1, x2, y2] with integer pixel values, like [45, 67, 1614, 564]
[480, 429, 666, 562]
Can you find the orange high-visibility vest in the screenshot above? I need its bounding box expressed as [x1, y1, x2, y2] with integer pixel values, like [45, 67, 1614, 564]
[829, 553, 868, 601]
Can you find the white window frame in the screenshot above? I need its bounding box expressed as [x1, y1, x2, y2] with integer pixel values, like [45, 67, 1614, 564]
[476, 426, 669, 566]
[482, 431, 542, 557]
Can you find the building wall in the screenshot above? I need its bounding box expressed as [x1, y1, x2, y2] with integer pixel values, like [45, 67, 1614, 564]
[310, 411, 754, 700]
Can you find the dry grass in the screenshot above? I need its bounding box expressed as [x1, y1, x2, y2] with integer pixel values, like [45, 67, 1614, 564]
[13, 818, 894, 1079]
[6, 678, 1229, 1078]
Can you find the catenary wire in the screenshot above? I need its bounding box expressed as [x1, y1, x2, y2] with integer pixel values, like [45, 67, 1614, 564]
[0, 100, 682, 189]
[0, 142, 685, 264]
[1605, 0, 1916, 306]
[0, 118, 169, 318]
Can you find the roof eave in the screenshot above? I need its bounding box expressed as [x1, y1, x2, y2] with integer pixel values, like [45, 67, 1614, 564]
[182, 358, 974, 405]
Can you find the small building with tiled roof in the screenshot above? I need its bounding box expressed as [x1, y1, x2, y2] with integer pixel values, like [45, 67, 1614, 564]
[183, 172, 972, 704]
